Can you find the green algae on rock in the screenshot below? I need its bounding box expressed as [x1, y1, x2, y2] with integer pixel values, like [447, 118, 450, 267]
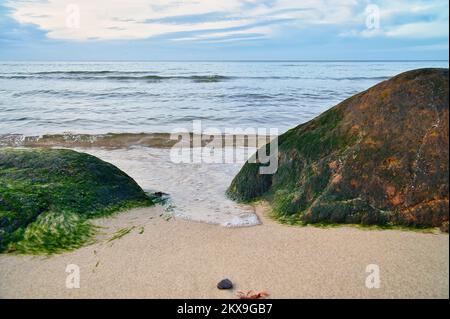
[0, 148, 154, 254]
[227, 68, 449, 229]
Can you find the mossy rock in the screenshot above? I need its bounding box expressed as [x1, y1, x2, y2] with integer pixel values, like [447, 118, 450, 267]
[228, 68, 449, 229]
[0, 148, 154, 254]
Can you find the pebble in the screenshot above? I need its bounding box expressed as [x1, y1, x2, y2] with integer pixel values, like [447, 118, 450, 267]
[217, 278, 233, 289]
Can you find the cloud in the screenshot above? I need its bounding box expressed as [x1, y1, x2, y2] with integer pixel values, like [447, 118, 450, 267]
[4, 0, 449, 42]
[386, 21, 449, 38]
[4, 0, 361, 41]
[6, 0, 253, 40]
[172, 26, 274, 42]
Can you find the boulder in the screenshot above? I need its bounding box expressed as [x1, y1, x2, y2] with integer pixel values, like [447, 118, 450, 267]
[0, 148, 153, 253]
[228, 68, 449, 229]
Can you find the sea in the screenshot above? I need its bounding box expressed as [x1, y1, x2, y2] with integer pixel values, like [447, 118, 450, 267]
[1, 60, 448, 226]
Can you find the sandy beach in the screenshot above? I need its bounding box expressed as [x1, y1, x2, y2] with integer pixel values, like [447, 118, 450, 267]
[0, 203, 448, 299]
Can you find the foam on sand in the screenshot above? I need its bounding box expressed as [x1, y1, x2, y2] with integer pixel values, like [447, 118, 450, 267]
[79, 146, 260, 227]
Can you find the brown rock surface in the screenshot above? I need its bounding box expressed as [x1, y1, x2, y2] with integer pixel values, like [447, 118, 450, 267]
[228, 68, 449, 228]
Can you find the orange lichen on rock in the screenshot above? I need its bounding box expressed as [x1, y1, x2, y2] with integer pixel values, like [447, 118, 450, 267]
[328, 160, 338, 170]
[386, 185, 396, 197]
[331, 174, 343, 185]
[383, 156, 400, 170]
[390, 194, 403, 207]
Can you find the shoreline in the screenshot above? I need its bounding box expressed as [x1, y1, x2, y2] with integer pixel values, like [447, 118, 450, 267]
[0, 133, 277, 149]
[1, 203, 448, 299]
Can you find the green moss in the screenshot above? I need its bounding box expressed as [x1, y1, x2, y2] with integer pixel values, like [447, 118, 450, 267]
[279, 107, 350, 159]
[108, 226, 136, 243]
[0, 148, 154, 254]
[228, 107, 357, 219]
[379, 90, 389, 103]
[226, 145, 273, 202]
[8, 211, 97, 255]
[307, 198, 388, 225]
[272, 205, 437, 233]
[228, 107, 354, 201]
[278, 218, 438, 233]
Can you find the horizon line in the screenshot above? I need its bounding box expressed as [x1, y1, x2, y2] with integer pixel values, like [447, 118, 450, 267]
[0, 59, 448, 63]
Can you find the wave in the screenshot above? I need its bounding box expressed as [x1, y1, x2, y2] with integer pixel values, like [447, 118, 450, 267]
[328, 76, 390, 81]
[0, 72, 390, 82]
[0, 73, 232, 83]
[0, 133, 274, 149]
[8, 88, 337, 102]
[13, 70, 156, 75]
[11, 89, 160, 98]
[215, 93, 280, 100]
[35, 71, 121, 75]
[231, 75, 391, 81]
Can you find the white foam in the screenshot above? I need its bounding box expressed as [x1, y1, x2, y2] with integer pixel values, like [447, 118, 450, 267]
[79, 146, 260, 227]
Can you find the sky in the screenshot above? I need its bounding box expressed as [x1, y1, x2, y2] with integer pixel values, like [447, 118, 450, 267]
[0, 0, 448, 61]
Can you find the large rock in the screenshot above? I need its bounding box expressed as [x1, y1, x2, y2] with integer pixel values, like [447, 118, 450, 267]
[0, 148, 153, 253]
[228, 68, 449, 228]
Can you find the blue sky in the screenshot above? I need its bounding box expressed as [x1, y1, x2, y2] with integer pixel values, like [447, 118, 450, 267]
[0, 0, 448, 60]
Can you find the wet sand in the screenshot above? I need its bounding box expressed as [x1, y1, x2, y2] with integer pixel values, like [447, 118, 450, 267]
[0, 203, 448, 299]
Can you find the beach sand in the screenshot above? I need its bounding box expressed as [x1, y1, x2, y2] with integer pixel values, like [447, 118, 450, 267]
[0, 203, 448, 299]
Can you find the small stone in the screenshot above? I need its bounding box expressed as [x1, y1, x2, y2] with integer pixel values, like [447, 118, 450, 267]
[153, 191, 166, 197]
[217, 278, 233, 290]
